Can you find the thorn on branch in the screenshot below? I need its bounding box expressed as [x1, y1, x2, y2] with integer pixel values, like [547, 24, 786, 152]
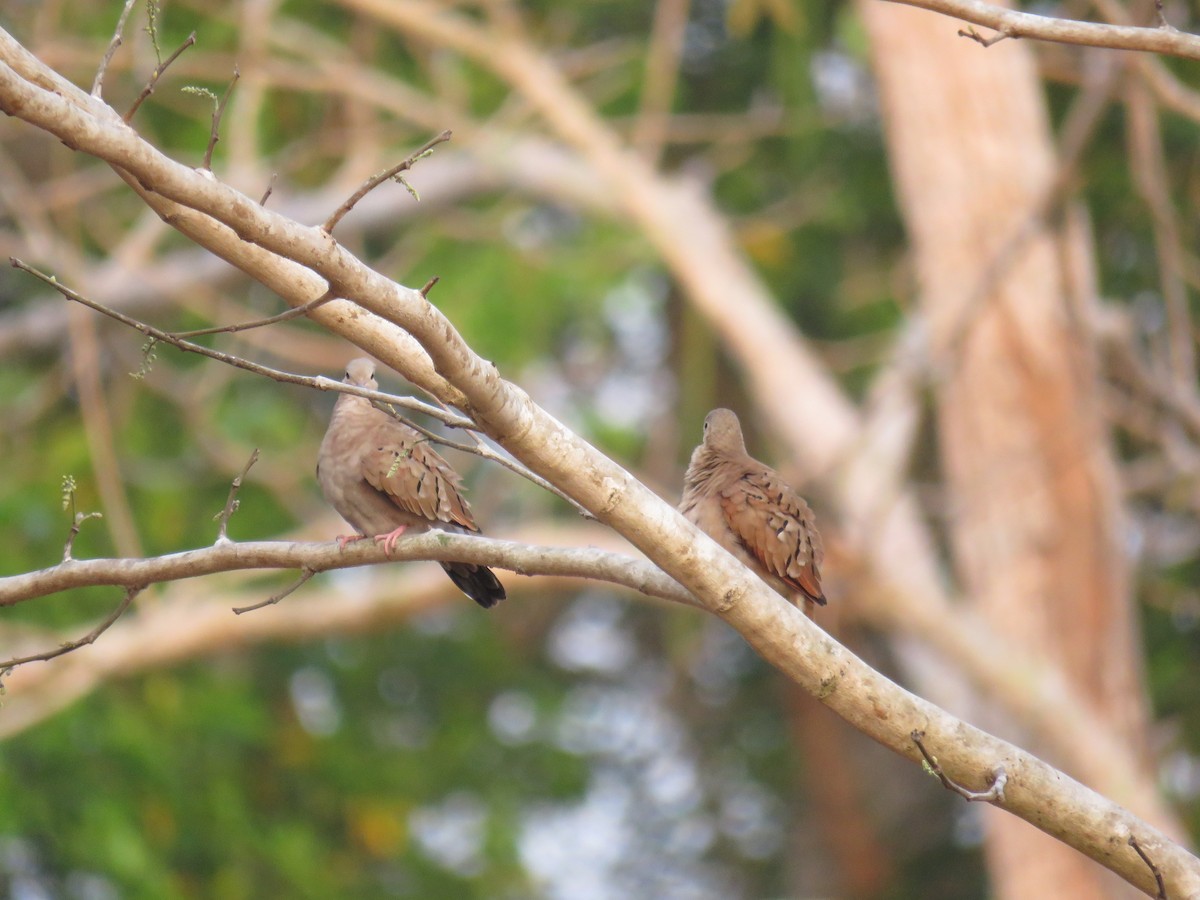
[911, 730, 1007, 803]
[233, 568, 315, 615]
[0, 586, 142, 672]
[1128, 834, 1168, 899]
[124, 31, 197, 122]
[322, 129, 452, 234]
[420, 276, 440, 298]
[957, 26, 1013, 48]
[214, 448, 260, 544]
[92, 0, 139, 98]
[172, 289, 336, 339]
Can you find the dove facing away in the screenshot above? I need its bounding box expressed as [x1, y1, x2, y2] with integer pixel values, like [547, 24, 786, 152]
[317, 358, 506, 609]
[680, 408, 826, 609]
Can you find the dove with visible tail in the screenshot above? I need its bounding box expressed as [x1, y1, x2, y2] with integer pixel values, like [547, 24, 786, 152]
[317, 358, 506, 609]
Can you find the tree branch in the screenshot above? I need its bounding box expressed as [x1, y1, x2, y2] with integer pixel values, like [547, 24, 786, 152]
[885, 0, 1200, 60]
[0, 532, 694, 611]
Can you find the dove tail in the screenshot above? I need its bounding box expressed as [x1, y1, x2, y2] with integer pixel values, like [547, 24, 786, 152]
[441, 562, 507, 609]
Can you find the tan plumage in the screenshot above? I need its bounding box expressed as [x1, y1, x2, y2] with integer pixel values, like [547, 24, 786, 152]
[317, 358, 505, 609]
[680, 408, 825, 608]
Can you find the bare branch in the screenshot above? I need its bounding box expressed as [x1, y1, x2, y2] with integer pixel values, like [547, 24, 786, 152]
[172, 290, 336, 338]
[912, 730, 1008, 803]
[887, 0, 1200, 59]
[0, 586, 141, 671]
[124, 31, 197, 122]
[323, 129, 452, 233]
[92, 0, 139, 98]
[0, 532, 694, 610]
[214, 448, 259, 544]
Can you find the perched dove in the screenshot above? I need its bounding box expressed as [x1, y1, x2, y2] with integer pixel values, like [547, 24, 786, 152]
[317, 358, 506, 609]
[680, 408, 826, 608]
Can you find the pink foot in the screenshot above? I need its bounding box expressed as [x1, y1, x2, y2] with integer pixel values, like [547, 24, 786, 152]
[336, 533, 368, 550]
[374, 525, 408, 556]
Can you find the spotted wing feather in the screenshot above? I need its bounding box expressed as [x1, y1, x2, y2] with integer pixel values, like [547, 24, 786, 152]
[360, 421, 478, 532]
[719, 469, 825, 605]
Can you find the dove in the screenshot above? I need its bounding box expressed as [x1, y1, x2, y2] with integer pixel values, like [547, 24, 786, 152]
[317, 358, 506, 609]
[680, 408, 826, 609]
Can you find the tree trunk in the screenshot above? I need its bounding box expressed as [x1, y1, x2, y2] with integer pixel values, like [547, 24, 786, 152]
[859, 5, 1152, 898]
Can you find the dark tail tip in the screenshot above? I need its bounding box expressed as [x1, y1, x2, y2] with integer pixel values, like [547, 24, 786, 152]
[441, 562, 506, 609]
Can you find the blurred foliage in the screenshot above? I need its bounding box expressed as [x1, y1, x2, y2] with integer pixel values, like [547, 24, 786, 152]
[0, 0, 1197, 897]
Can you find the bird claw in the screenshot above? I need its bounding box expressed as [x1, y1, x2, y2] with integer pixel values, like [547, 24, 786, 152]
[336, 533, 368, 550]
[374, 525, 408, 556]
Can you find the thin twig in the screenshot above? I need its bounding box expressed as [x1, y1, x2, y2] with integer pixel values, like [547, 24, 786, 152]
[9, 258, 464, 425]
[1128, 834, 1169, 900]
[958, 25, 1013, 47]
[323, 130, 452, 234]
[233, 567, 316, 614]
[0, 586, 141, 671]
[202, 67, 240, 171]
[92, 0, 139, 98]
[215, 448, 260, 545]
[420, 276, 439, 297]
[911, 730, 1008, 802]
[172, 290, 336, 339]
[124, 32, 197, 122]
[1154, 0, 1173, 31]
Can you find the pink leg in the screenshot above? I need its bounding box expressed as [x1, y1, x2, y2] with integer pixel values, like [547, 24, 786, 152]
[374, 524, 408, 556]
[336, 533, 369, 550]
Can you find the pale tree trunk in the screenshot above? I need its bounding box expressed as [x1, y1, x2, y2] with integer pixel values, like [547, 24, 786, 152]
[860, 5, 1152, 898]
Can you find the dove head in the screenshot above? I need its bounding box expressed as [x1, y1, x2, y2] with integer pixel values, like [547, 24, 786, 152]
[702, 408, 748, 456]
[343, 358, 379, 391]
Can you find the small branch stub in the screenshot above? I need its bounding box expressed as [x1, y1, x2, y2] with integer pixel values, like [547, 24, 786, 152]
[1128, 834, 1168, 900]
[912, 730, 1008, 803]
